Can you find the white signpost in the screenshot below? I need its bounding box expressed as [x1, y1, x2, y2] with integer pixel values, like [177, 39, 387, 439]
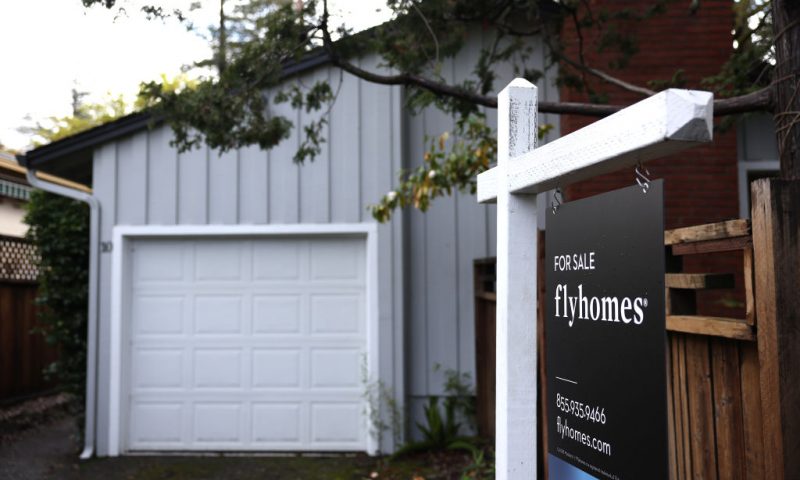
[478, 79, 714, 479]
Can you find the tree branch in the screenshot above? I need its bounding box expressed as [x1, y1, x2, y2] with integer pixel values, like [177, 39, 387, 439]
[559, 54, 656, 97]
[321, 1, 497, 108]
[328, 53, 774, 117]
[324, 48, 774, 118]
[318, 0, 772, 119]
[714, 87, 774, 116]
[587, 65, 656, 96]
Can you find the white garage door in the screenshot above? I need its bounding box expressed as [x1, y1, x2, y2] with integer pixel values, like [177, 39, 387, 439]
[125, 236, 368, 452]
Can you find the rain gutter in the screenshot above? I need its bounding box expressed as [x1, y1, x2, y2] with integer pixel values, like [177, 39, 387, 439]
[23, 166, 100, 460]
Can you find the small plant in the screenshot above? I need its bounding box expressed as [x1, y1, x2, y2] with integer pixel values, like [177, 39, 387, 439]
[417, 395, 462, 449]
[362, 358, 404, 451]
[454, 441, 495, 480]
[441, 366, 477, 433]
[392, 365, 480, 459]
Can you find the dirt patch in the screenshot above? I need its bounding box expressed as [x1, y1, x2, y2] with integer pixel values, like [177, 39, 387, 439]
[0, 393, 74, 443]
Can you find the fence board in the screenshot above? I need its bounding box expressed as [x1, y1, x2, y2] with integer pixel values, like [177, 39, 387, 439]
[0, 282, 57, 400]
[0, 236, 57, 401]
[740, 342, 765, 479]
[686, 336, 717, 480]
[675, 335, 692, 480]
[667, 340, 677, 480]
[711, 338, 745, 480]
[751, 179, 800, 480]
[474, 259, 496, 439]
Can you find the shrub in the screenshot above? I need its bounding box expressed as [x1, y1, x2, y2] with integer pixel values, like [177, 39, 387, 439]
[24, 190, 90, 402]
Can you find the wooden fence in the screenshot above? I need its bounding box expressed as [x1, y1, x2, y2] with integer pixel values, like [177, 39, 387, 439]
[0, 235, 57, 401]
[475, 218, 776, 479]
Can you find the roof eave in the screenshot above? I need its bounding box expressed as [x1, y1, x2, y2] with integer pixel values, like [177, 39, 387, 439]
[19, 111, 158, 170]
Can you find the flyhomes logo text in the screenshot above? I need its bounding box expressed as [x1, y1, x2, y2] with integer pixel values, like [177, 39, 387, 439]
[553, 284, 649, 328]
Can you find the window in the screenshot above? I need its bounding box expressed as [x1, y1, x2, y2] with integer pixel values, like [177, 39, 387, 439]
[738, 114, 779, 218]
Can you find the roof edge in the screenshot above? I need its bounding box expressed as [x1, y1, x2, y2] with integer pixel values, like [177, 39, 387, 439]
[19, 111, 158, 170]
[20, 49, 338, 174]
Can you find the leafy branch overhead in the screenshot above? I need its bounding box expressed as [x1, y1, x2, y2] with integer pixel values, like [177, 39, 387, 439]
[90, 0, 782, 221]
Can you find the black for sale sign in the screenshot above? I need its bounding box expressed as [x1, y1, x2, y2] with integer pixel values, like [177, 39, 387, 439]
[546, 181, 667, 480]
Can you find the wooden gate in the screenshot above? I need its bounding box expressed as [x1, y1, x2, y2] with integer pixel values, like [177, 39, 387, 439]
[0, 235, 57, 401]
[475, 215, 779, 479]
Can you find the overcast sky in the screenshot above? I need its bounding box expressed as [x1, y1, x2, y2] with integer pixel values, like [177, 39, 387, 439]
[0, 0, 389, 152]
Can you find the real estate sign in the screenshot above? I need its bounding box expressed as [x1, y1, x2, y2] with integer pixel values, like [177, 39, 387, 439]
[545, 181, 667, 480]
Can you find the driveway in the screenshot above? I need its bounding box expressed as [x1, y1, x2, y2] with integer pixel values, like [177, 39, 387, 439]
[0, 412, 472, 480]
[0, 415, 377, 480]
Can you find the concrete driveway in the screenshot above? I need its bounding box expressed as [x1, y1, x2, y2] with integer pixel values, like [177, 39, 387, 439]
[0, 415, 378, 480]
[0, 397, 475, 480]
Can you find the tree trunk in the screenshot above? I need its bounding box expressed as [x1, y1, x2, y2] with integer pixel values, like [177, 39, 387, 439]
[772, 0, 800, 179]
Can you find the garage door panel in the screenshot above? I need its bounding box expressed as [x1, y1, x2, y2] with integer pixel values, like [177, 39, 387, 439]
[310, 403, 363, 444]
[194, 242, 244, 281]
[252, 294, 303, 334]
[252, 349, 302, 388]
[131, 338, 364, 350]
[193, 349, 243, 389]
[310, 294, 363, 334]
[310, 240, 364, 281]
[193, 403, 242, 443]
[252, 403, 303, 444]
[253, 242, 302, 280]
[127, 236, 367, 452]
[132, 295, 185, 335]
[131, 348, 183, 389]
[134, 285, 364, 294]
[310, 349, 362, 388]
[129, 402, 183, 445]
[194, 295, 243, 334]
[131, 391, 364, 401]
[132, 242, 184, 282]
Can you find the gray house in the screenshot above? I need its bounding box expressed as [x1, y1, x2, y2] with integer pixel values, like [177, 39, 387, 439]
[20, 33, 560, 457]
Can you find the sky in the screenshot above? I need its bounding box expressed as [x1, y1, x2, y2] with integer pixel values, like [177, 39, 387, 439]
[0, 0, 390, 152]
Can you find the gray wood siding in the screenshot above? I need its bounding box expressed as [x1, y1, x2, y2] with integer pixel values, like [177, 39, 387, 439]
[404, 31, 558, 410]
[90, 32, 558, 451]
[92, 57, 405, 454]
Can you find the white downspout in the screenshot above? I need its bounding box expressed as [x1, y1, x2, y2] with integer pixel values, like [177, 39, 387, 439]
[25, 168, 100, 460]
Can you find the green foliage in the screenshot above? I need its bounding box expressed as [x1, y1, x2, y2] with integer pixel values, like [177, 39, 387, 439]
[133, 73, 199, 110]
[82, 0, 115, 7]
[392, 365, 479, 459]
[138, 0, 321, 154]
[441, 365, 477, 430]
[418, 395, 462, 448]
[702, 0, 773, 97]
[370, 113, 494, 222]
[24, 190, 90, 399]
[22, 92, 127, 146]
[362, 359, 405, 450]
[274, 81, 335, 163]
[647, 69, 688, 91]
[22, 93, 128, 401]
[370, 115, 552, 222]
[454, 440, 495, 480]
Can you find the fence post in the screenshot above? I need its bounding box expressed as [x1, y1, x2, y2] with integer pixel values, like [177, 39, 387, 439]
[495, 78, 538, 480]
[751, 178, 800, 480]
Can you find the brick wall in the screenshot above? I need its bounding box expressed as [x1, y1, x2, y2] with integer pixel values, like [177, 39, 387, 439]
[560, 0, 738, 226]
[559, 0, 743, 317]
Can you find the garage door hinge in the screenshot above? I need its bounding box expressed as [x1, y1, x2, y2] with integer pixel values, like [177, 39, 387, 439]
[100, 241, 113, 253]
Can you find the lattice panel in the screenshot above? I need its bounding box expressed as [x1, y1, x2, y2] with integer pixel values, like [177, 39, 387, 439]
[0, 235, 39, 282]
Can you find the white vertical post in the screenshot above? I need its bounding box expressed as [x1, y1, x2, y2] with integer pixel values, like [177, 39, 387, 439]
[495, 78, 539, 479]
